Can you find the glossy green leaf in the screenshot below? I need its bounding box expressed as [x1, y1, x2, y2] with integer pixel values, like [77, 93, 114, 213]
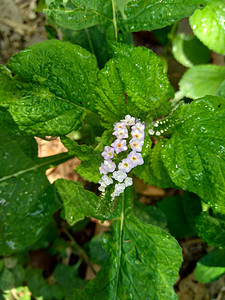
[96, 44, 174, 126]
[76, 188, 182, 299]
[62, 25, 109, 69]
[134, 139, 176, 189]
[194, 249, 225, 284]
[172, 34, 210, 68]
[157, 193, 202, 238]
[0, 112, 70, 254]
[179, 65, 225, 99]
[151, 96, 225, 213]
[44, 0, 112, 31]
[190, 0, 225, 55]
[119, 0, 209, 33]
[133, 200, 167, 229]
[55, 179, 121, 225]
[0, 40, 99, 136]
[195, 211, 225, 247]
[85, 234, 108, 266]
[61, 136, 103, 183]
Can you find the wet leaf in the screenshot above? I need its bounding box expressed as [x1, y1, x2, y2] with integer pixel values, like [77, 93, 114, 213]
[190, 0, 225, 55]
[179, 65, 225, 99]
[0, 40, 99, 136]
[194, 249, 225, 284]
[76, 188, 182, 299]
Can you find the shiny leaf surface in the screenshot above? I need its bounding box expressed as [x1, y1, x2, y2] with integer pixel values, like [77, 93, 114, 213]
[76, 188, 182, 299]
[0, 40, 99, 136]
[119, 0, 209, 33]
[152, 96, 225, 213]
[194, 249, 225, 284]
[190, 0, 225, 55]
[179, 65, 225, 99]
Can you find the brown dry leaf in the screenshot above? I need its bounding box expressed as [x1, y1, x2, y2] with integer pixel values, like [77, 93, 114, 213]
[177, 273, 210, 300]
[134, 177, 166, 196]
[35, 137, 83, 184]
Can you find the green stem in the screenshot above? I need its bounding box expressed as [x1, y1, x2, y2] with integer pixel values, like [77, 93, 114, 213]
[85, 28, 95, 56]
[114, 193, 124, 300]
[112, 0, 118, 42]
[62, 228, 97, 275]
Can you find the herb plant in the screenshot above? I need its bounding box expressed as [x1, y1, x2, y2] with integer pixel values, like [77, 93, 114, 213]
[1, 0, 225, 299]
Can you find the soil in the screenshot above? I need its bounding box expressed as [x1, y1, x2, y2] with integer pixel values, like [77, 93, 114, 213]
[1, 1, 225, 299]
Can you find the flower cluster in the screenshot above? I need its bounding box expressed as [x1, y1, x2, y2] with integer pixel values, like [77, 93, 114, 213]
[98, 115, 145, 200]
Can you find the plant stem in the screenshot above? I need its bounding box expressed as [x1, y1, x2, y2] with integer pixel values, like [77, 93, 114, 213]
[112, 0, 118, 42]
[62, 228, 97, 275]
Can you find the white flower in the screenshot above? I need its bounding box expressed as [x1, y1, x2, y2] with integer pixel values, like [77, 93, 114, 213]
[103, 160, 116, 173]
[129, 138, 144, 152]
[113, 121, 126, 131]
[124, 177, 133, 187]
[101, 146, 114, 160]
[112, 170, 127, 182]
[127, 151, 144, 167]
[113, 183, 126, 196]
[101, 175, 113, 186]
[99, 163, 107, 175]
[131, 129, 145, 141]
[113, 127, 128, 139]
[122, 115, 135, 126]
[132, 122, 145, 132]
[118, 158, 133, 173]
[111, 139, 127, 154]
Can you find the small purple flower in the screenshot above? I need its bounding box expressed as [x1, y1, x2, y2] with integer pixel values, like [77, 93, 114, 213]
[129, 138, 144, 152]
[113, 127, 128, 139]
[112, 170, 127, 182]
[118, 158, 133, 173]
[103, 160, 116, 173]
[101, 146, 114, 160]
[127, 151, 144, 167]
[111, 139, 127, 154]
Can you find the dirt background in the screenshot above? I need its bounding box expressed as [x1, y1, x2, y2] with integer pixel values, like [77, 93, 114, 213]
[1, 1, 225, 299]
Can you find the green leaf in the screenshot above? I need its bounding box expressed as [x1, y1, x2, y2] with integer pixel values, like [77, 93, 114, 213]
[195, 211, 225, 247]
[217, 80, 225, 98]
[153, 96, 225, 213]
[0, 110, 69, 255]
[119, 0, 209, 33]
[172, 34, 210, 68]
[85, 234, 108, 266]
[157, 193, 202, 238]
[44, 0, 112, 31]
[133, 200, 167, 229]
[61, 136, 103, 183]
[0, 269, 15, 291]
[134, 139, 176, 189]
[190, 0, 225, 55]
[62, 25, 110, 69]
[25, 267, 52, 299]
[194, 249, 225, 284]
[55, 179, 120, 225]
[179, 65, 225, 99]
[96, 43, 174, 126]
[0, 40, 100, 136]
[76, 188, 182, 299]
